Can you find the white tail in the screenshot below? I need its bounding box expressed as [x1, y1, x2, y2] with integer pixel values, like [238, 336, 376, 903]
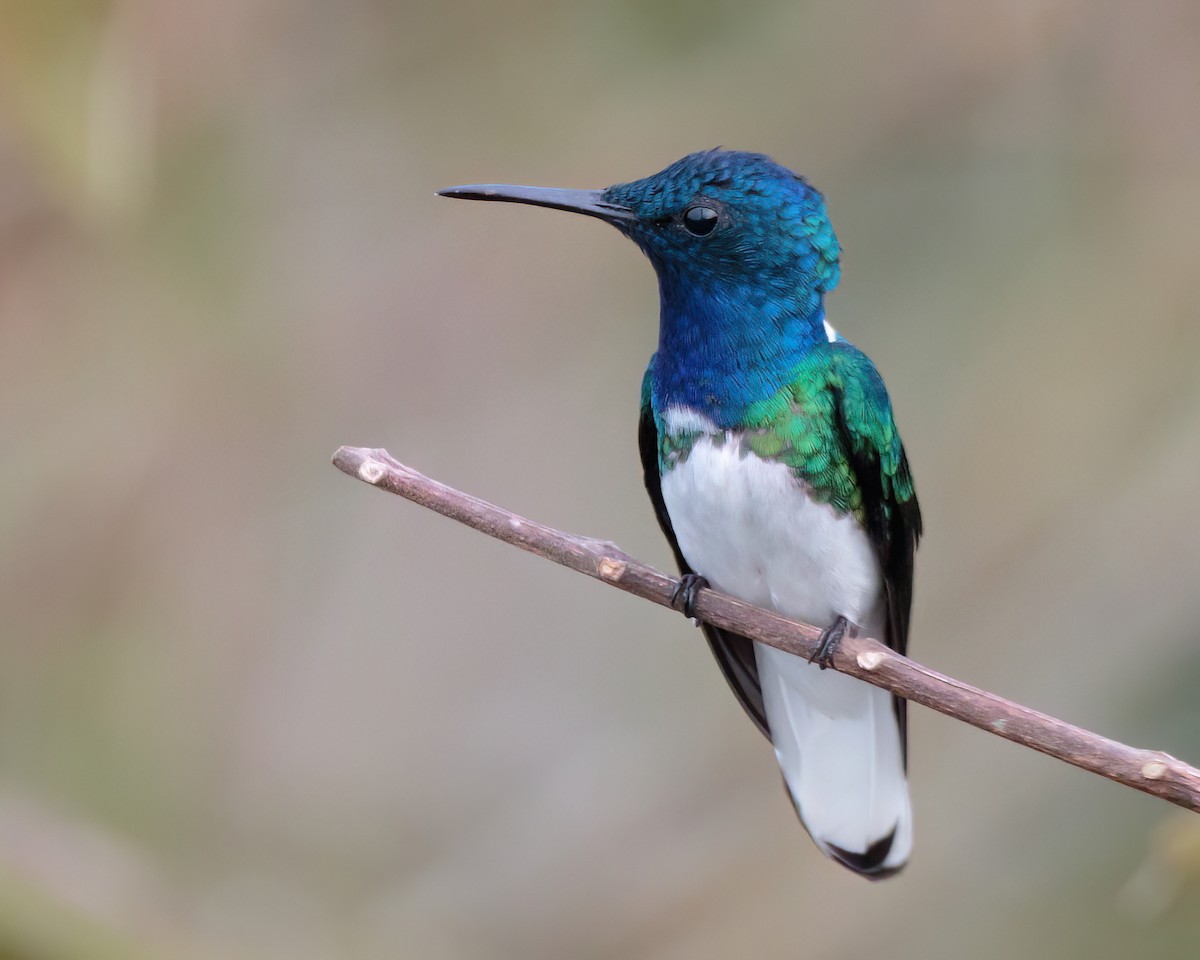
[755, 641, 912, 878]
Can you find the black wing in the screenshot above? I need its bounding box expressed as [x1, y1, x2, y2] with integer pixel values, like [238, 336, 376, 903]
[827, 342, 923, 761]
[638, 398, 770, 737]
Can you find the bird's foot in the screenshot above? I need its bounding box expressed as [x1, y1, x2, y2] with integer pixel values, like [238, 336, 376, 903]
[670, 574, 709, 622]
[809, 615, 850, 670]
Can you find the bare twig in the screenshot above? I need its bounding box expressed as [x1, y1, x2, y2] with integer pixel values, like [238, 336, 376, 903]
[331, 444, 1200, 814]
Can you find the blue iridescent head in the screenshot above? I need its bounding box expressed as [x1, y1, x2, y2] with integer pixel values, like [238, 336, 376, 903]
[602, 149, 840, 313]
[440, 150, 842, 424]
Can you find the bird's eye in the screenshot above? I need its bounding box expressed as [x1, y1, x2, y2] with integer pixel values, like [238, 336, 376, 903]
[682, 204, 719, 237]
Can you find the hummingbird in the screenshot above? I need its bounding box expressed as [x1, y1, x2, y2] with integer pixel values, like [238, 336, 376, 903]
[439, 150, 922, 878]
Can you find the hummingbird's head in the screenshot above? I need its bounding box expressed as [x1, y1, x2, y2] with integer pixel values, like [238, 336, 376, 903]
[601, 150, 839, 307]
[439, 149, 840, 317]
[440, 150, 843, 421]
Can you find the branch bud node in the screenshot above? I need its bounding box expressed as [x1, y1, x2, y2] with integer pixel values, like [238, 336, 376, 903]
[358, 459, 387, 485]
[598, 557, 627, 582]
[856, 650, 887, 671]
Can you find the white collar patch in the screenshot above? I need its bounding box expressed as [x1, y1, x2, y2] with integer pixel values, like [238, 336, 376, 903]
[662, 405, 719, 435]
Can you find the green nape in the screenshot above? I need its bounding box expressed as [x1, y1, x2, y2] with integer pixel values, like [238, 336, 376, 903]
[646, 342, 917, 526]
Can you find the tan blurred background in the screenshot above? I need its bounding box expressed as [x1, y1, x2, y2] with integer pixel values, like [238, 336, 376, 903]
[2, 1, 1200, 957]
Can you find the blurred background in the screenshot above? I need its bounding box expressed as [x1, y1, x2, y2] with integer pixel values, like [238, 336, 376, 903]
[2, 1, 1200, 957]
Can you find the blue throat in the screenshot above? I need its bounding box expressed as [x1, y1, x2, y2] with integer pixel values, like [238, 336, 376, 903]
[651, 266, 826, 428]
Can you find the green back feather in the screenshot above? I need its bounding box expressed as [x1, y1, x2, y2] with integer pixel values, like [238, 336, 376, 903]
[647, 342, 918, 528]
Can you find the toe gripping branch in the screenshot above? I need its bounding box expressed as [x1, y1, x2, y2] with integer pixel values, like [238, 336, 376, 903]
[809, 615, 850, 669]
[670, 574, 709, 621]
[670, 573, 846, 669]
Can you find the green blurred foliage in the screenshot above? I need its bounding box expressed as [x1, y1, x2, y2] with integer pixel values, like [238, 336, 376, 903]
[1, 1, 1199, 957]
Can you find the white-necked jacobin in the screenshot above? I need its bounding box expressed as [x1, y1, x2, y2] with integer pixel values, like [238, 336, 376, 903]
[439, 149, 922, 879]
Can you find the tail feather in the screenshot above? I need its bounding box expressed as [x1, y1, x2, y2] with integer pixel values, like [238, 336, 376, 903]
[755, 641, 912, 878]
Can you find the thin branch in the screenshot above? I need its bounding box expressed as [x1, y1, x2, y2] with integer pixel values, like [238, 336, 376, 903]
[331, 444, 1200, 814]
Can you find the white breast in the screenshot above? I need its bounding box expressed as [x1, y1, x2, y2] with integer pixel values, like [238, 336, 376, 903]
[658, 410, 883, 630]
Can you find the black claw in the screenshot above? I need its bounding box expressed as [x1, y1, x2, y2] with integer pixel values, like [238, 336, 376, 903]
[670, 574, 710, 620]
[809, 615, 850, 670]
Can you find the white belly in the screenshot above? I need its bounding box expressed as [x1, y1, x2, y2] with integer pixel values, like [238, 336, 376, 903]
[658, 430, 883, 631]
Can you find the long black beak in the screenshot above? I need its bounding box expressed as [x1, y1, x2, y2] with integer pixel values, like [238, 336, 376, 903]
[437, 184, 636, 224]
